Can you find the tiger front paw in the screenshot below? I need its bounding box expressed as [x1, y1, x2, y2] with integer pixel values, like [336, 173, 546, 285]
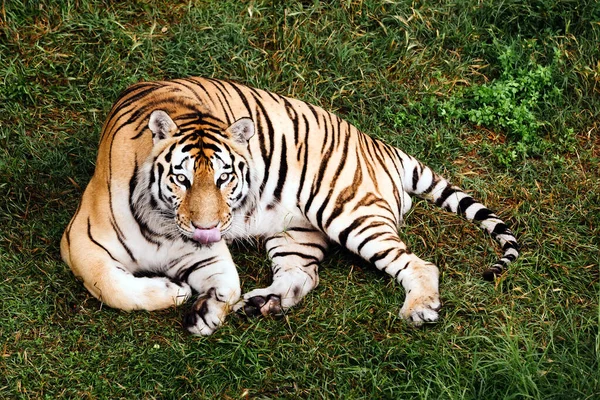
[183, 289, 231, 336]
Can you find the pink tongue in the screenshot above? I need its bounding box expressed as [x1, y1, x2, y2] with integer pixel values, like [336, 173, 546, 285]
[192, 228, 221, 244]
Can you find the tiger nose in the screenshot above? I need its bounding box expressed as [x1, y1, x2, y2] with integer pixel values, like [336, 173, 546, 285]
[191, 220, 220, 230]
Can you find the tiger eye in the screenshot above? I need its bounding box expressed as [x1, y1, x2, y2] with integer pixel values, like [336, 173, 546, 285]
[176, 174, 187, 183]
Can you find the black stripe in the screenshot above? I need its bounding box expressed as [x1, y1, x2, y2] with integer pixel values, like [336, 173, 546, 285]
[473, 208, 494, 221]
[164, 143, 176, 163]
[338, 216, 370, 248]
[181, 142, 199, 154]
[64, 201, 82, 248]
[272, 139, 288, 203]
[200, 142, 223, 154]
[252, 93, 275, 196]
[305, 121, 336, 214]
[103, 83, 160, 142]
[283, 97, 299, 143]
[148, 158, 156, 188]
[434, 186, 458, 207]
[314, 130, 351, 230]
[492, 222, 509, 236]
[412, 166, 420, 192]
[285, 226, 318, 233]
[156, 163, 167, 204]
[262, 88, 282, 103]
[176, 77, 209, 105]
[133, 270, 163, 278]
[324, 159, 363, 229]
[177, 256, 219, 282]
[356, 133, 378, 184]
[327, 113, 338, 153]
[384, 144, 407, 215]
[299, 242, 327, 255]
[306, 102, 321, 124]
[354, 221, 394, 238]
[457, 197, 477, 216]
[369, 248, 396, 264]
[296, 115, 311, 201]
[319, 113, 330, 154]
[87, 218, 118, 262]
[356, 232, 388, 253]
[203, 125, 229, 140]
[116, 82, 157, 105]
[128, 160, 163, 246]
[394, 261, 410, 279]
[110, 219, 136, 263]
[417, 165, 438, 195]
[503, 240, 519, 251]
[314, 189, 333, 232]
[164, 252, 195, 275]
[220, 79, 253, 122]
[207, 79, 238, 123]
[270, 251, 320, 263]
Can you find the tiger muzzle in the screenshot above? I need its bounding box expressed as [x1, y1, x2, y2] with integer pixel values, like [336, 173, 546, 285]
[187, 174, 228, 244]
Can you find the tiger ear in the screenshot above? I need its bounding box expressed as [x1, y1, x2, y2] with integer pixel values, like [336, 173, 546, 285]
[149, 110, 178, 144]
[226, 118, 255, 144]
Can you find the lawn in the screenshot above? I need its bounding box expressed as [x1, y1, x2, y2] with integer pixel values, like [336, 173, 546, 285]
[1, 0, 599, 398]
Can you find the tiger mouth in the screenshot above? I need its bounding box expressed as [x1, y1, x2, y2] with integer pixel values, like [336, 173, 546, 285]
[192, 227, 221, 244]
[176, 214, 232, 243]
[178, 221, 231, 244]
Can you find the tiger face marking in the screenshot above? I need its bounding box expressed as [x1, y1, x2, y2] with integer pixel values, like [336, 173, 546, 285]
[146, 110, 255, 244]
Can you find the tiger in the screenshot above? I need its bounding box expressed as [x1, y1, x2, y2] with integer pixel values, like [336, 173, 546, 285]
[61, 77, 519, 335]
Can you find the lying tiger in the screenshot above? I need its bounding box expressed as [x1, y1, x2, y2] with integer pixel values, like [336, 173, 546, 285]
[61, 77, 519, 335]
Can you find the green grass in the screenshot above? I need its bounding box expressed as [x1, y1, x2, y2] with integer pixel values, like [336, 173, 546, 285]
[1, 0, 599, 398]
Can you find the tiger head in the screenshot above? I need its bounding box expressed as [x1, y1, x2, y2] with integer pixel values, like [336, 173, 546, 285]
[141, 109, 255, 244]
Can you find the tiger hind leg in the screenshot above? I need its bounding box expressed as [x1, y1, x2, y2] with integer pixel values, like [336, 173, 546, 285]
[338, 220, 441, 326]
[234, 227, 328, 317]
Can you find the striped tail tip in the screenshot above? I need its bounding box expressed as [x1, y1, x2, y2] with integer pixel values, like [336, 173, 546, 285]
[482, 245, 519, 281]
[482, 265, 503, 281]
